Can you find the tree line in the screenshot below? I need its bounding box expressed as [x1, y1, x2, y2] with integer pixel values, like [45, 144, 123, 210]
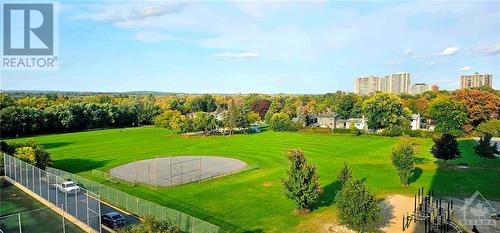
[0, 94, 162, 137]
[1, 87, 499, 138]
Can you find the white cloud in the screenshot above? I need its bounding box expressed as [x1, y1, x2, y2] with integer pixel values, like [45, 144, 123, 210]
[386, 59, 402, 66]
[403, 49, 413, 56]
[135, 31, 175, 44]
[235, 1, 285, 18]
[75, 3, 187, 24]
[428, 60, 444, 65]
[436, 46, 461, 56]
[472, 44, 500, 56]
[457, 66, 472, 71]
[213, 52, 260, 59]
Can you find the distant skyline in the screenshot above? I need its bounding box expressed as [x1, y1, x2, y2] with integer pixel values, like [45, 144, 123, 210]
[1, 0, 499, 93]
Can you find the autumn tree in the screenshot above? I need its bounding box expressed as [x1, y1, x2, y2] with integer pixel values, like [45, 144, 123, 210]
[13, 141, 52, 169]
[452, 89, 500, 130]
[362, 93, 411, 130]
[223, 99, 249, 135]
[269, 112, 296, 131]
[264, 98, 285, 123]
[251, 99, 271, 120]
[428, 95, 468, 136]
[192, 112, 219, 135]
[282, 149, 322, 212]
[186, 94, 217, 113]
[247, 111, 261, 124]
[476, 119, 500, 137]
[336, 94, 362, 120]
[153, 110, 188, 132]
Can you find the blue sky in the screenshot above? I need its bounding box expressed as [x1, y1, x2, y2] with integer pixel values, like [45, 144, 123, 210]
[1, 0, 499, 93]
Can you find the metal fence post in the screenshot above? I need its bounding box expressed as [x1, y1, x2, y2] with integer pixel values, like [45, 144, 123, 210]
[56, 177, 59, 206]
[32, 165, 35, 191]
[47, 171, 51, 199]
[98, 194, 102, 233]
[75, 188, 78, 219]
[19, 160, 22, 184]
[62, 212, 66, 233]
[65, 189, 68, 212]
[39, 168, 42, 195]
[18, 213, 22, 233]
[86, 190, 89, 225]
[25, 162, 28, 186]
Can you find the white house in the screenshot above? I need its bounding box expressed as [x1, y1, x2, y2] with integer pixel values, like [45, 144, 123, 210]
[346, 117, 367, 130]
[411, 114, 421, 130]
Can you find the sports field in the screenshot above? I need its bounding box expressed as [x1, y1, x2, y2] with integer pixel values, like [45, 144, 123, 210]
[6, 127, 500, 232]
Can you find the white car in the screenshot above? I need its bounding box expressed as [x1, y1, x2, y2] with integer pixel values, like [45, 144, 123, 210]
[53, 181, 80, 194]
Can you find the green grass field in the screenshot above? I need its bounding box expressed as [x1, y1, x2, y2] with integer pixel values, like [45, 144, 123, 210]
[6, 127, 500, 232]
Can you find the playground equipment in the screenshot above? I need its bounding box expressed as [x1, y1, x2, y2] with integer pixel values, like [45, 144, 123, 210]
[403, 187, 463, 233]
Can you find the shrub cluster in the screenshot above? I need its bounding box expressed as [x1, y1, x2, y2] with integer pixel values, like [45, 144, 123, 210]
[332, 128, 352, 134]
[298, 127, 332, 134]
[0, 140, 52, 169]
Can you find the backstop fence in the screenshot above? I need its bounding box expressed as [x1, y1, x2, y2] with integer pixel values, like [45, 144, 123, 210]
[46, 167, 221, 233]
[2, 153, 101, 233]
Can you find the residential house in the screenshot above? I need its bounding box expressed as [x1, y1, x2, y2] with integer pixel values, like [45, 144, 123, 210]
[315, 113, 337, 128]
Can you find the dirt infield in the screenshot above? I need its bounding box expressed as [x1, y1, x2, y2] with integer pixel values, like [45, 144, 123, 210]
[109, 156, 247, 187]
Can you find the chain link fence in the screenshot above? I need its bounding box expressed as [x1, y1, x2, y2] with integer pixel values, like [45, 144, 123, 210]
[46, 167, 221, 233]
[2, 153, 101, 233]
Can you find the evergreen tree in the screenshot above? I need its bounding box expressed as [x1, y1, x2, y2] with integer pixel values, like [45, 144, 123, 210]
[282, 149, 322, 212]
[336, 179, 382, 232]
[431, 133, 461, 167]
[337, 162, 353, 186]
[474, 134, 499, 168]
[391, 137, 416, 186]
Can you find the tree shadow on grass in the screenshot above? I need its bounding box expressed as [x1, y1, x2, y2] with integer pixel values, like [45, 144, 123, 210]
[42, 142, 73, 150]
[414, 157, 432, 164]
[409, 167, 423, 185]
[312, 180, 342, 210]
[52, 158, 111, 173]
[242, 229, 264, 233]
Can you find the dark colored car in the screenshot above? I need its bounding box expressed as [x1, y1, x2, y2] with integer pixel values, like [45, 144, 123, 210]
[492, 211, 500, 220]
[101, 212, 126, 228]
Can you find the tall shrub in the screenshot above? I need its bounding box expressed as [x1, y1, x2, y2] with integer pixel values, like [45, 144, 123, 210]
[282, 149, 322, 212]
[336, 179, 382, 232]
[391, 137, 417, 186]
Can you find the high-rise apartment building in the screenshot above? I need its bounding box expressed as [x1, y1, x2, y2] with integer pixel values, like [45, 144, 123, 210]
[354, 72, 411, 95]
[460, 73, 493, 89]
[410, 83, 430, 95]
[354, 76, 380, 95]
[386, 72, 411, 94]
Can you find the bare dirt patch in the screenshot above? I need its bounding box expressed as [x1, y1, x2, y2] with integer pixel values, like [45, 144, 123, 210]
[379, 194, 416, 233]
